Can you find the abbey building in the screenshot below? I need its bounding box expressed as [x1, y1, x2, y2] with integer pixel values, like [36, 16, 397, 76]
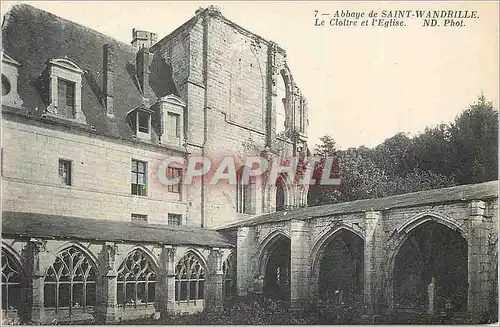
[1, 4, 309, 323]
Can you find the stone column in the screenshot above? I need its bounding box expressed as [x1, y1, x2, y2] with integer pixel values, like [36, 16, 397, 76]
[206, 248, 224, 311]
[290, 219, 311, 308]
[29, 239, 50, 324]
[364, 211, 381, 314]
[237, 227, 252, 296]
[96, 242, 117, 324]
[467, 200, 491, 314]
[159, 246, 176, 317]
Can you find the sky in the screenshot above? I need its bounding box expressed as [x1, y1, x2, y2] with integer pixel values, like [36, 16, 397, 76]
[2, 1, 499, 150]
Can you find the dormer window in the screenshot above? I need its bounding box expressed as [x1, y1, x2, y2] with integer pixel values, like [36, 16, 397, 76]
[44, 58, 86, 124]
[57, 78, 76, 118]
[152, 95, 186, 146]
[167, 112, 180, 138]
[1, 51, 23, 108]
[127, 107, 153, 140]
[137, 111, 150, 134]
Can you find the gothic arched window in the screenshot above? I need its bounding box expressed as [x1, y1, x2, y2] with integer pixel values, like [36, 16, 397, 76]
[276, 175, 286, 212]
[236, 167, 253, 214]
[43, 247, 96, 311]
[117, 250, 157, 307]
[175, 252, 205, 304]
[1, 249, 22, 312]
[276, 71, 288, 136]
[222, 253, 236, 298]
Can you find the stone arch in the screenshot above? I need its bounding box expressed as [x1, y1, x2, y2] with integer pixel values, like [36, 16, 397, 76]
[387, 212, 469, 312]
[51, 241, 99, 274]
[116, 247, 160, 307]
[311, 224, 365, 270]
[119, 245, 160, 274]
[236, 165, 255, 214]
[256, 230, 291, 300]
[174, 249, 207, 304]
[256, 230, 290, 275]
[43, 244, 99, 311]
[310, 225, 365, 303]
[275, 173, 293, 212]
[222, 251, 237, 298]
[396, 211, 468, 241]
[1, 242, 25, 313]
[175, 248, 208, 271]
[1, 241, 22, 269]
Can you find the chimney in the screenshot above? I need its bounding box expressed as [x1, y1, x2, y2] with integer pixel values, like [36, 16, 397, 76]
[131, 28, 158, 49]
[136, 47, 151, 95]
[103, 44, 114, 117]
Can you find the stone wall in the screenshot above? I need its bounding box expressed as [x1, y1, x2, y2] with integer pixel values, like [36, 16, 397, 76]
[151, 8, 309, 229]
[234, 196, 498, 319]
[2, 117, 194, 226]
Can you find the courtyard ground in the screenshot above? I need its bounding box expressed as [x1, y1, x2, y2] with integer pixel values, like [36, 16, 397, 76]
[115, 295, 496, 325]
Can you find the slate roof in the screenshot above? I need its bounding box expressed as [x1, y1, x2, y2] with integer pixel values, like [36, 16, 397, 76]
[1, 4, 179, 147]
[2, 211, 234, 247]
[217, 181, 499, 230]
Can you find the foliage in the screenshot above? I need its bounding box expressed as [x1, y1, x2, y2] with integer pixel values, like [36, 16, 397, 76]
[308, 95, 498, 206]
[114, 295, 497, 325]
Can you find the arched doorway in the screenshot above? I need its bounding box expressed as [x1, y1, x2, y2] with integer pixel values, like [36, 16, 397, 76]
[317, 229, 364, 305]
[262, 234, 291, 301]
[393, 220, 468, 313]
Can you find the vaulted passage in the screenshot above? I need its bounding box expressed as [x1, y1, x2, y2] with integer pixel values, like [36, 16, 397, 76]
[393, 220, 468, 313]
[263, 235, 291, 301]
[317, 230, 364, 305]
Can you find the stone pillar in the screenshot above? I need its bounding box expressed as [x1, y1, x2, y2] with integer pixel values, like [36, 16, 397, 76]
[96, 242, 117, 323]
[237, 227, 252, 296]
[29, 239, 50, 324]
[467, 200, 491, 313]
[206, 248, 224, 311]
[364, 211, 381, 314]
[159, 246, 176, 317]
[290, 219, 310, 308]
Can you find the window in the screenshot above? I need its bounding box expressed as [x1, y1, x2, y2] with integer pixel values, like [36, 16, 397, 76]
[276, 72, 288, 135]
[222, 253, 236, 298]
[175, 252, 205, 304]
[167, 112, 180, 138]
[128, 109, 152, 139]
[117, 250, 157, 307]
[43, 58, 85, 124]
[167, 167, 182, 193]
[131, 214, 148, 222]
[1, 249, 22, 313]
[2, 74, 11, 96]
[236, 167, 253, 214]
[131, 160, 147, 196]
[43, 247, 96, 311]
[276, 176, 286, 212]
[137, 111, 150, 134]
[168, 213, 182, 226]
[57, 78, 75, 118]
[59, 159, 72, 186]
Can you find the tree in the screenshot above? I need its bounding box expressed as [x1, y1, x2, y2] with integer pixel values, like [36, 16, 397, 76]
[307, 94, 497, 206]
[448, 94, 498, 184]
